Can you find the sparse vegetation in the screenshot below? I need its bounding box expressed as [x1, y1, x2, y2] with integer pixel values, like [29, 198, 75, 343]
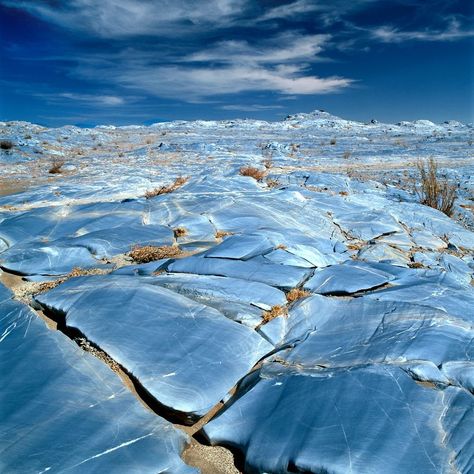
[35, 267, 109, 294]
[215, 230, 233, 239]
[49, 158, 65, 174]
[129, 245, 182, 263]
[342, 150, 352, 159]
[0, 140, 14, 150]
[144, 176, 188, 198]
[263, 158, 273, 169]
[415, 157, 456, 216]
[262, 305, 288, 323]
[330, 138, 337, 145]
[286, 288, 310, 303]
[239, 166, 266, 181]
[266, 178, 280, 188]
[173, 227, 187, 238]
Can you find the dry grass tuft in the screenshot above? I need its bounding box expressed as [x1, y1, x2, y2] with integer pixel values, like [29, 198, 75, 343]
[144, 176, 188, 198]
[263, 158, 273, 169]
[35, 267, 109, 294]
[173, 227, 187, 238]
[215, 230, 234, 239]
[330, 138, 337, 145]
[262, 305, 288, 323]
[346, 241, 365, 251]
[408, 261, 425, 269]
[275, 243, 287, 250]
[415, 158, 456, 216]
[286, 288, 310, 303]
[49, 158, 65, 174]
[0, 140, 14, 150]
[129, 245, 182, 263]
[266, 178, 280, 188]
[240, 166, 266, 181]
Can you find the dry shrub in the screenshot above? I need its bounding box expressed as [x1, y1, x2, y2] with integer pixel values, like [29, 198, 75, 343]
[266, 178, 280, 188]
[275, 243, 287, 250]
[0, 140, 13, 150]
[346, 241, 364, 251]
[263, 158, 273, 169]
[215, 230, 233, 239]
[35, 267, 109, 294]
[49, 158, 65, 174]
[286, 288, 310, 303]
[342, 151, 352, 159]
[144, 176, 188, 198]
[415, 158, 456, 216]
[240, 166, 266, 181]
[262, 305, 288, 323]
[408, 261, 425, 269]
[129, 245, 182, 263]
[330, 138, 337, 145]
[173, 227, 187, 238]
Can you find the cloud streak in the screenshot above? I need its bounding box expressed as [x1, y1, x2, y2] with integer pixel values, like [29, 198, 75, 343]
[2, 0, 250, 38]
[371, 16, 474, 43]
[72, 32, 352, 101]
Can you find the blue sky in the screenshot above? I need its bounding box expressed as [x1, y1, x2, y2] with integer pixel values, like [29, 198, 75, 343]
[0, 0, 472, 126]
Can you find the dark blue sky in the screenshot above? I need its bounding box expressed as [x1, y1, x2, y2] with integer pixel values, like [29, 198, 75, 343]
[0, 0, 472, 126]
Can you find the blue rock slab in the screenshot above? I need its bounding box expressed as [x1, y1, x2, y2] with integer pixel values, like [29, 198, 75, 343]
[35, 276, 272, 420]
[0, 298, 195, 473]
[203, 363, 473, 474]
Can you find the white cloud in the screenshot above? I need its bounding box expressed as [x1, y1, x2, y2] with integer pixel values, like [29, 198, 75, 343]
[186, 32, 330, 64]
[257, 0, 320, 22]
[70, 30, 352, 101]
[372, 17, 474, 43]
[110, 63, 352, 100]
[3, 0, 249, 38]
[59, 93, 125, 106]
[220, 104, 284, 111]
[34, 92, 126, 107]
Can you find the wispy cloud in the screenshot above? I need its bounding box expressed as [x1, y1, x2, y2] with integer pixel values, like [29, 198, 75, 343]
[220, 104, 284, 111]
[186, 32, 330, 64]
[57, 93, 125, 106]
[371, 16, 474, 43]
[73, 32, 352, 101]
[2, 0, 250, 38]
[256, 0, 321, 22]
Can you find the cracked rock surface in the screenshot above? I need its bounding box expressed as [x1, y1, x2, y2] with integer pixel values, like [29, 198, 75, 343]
[0, 111, 473, 473]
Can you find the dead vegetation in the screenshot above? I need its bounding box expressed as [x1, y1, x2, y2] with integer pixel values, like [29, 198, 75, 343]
[48, 158, 65, 174]
[129, 245, 182, 263]
[262, 158, 273, 169]
[173, 227, 187, 238]
[415, 158, 456, 216]
[239, 166, 266, 181]
[75, 337, 121, 372]
[0, 140, 14, 150]
[35, 267, 110, 294]
[286, 288, 310, 303]
[144, 176, 188, 198]
[266, 178, 281, 188]
[215, 230, 233, 239]
[262, 305, 288, 323]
